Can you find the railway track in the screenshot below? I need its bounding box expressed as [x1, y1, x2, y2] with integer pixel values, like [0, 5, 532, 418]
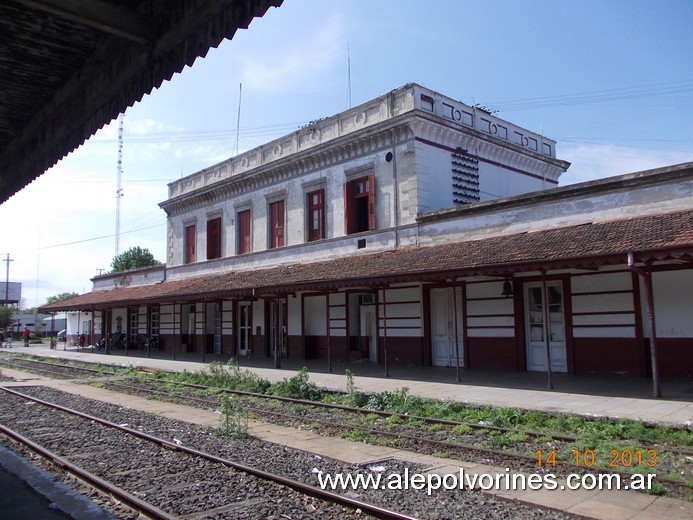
[93, 376, 691, 500]
[0, 356, 119, 379]
[0, 386, 416, 519]
[2, 354, 690, 502]
[0, 385, 573, 520]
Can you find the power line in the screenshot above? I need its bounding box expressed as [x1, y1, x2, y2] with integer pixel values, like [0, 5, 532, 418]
[479, 80, 693, 112]
[8, 223, 166, 255]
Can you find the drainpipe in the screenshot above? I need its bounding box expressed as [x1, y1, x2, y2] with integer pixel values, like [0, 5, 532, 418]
[628, 253, 661, 398]
[540, 269, 554, 390]
[391, 146, 400, 248]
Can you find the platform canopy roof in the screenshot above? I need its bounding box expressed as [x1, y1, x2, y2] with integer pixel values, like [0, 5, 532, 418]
[0, 0, 282, 204]
[41, 208, 693, 312]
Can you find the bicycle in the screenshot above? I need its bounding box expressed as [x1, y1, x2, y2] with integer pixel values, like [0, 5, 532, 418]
[143, 335, 159, 352]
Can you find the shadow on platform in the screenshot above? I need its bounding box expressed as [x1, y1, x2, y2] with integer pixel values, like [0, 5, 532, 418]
[48, 343, 693, 403]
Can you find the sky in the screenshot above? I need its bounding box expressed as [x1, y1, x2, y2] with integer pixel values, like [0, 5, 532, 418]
[1, 0, 692, 309]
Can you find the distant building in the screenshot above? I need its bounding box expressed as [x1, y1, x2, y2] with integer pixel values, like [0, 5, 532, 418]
[12, 312, 49, 336]
[42, 84, 693, 380]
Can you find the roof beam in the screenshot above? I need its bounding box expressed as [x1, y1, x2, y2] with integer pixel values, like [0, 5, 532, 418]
[14, 0, 156, 45]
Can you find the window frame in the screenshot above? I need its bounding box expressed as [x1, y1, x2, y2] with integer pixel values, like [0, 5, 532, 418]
[206, 216, 222, 260]
[268, 199, 285, 249]
[237, 209, 252, 255]
[344, 174, 375, 235]
[149, 305, 160, 337]
[306, 188, 325, 242]
[184, 223, 196, 264]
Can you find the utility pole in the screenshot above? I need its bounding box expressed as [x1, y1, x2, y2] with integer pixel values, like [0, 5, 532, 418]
[3, 254, 13, 304]
[115, 113, 124, 257]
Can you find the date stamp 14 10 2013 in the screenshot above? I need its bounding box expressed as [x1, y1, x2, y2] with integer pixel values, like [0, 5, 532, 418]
[535, 449, 657, 468]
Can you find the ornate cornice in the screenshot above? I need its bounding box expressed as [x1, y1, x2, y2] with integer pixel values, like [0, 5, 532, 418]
[160, 118, 415, 216]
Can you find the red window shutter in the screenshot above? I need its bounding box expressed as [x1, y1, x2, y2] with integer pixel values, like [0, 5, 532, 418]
[270, 200, 284, 248]
[238, 210, 251, 254]
[207, 218, 221, 259]
[307, 190, 324, 241]
[367, 174, 376, 230]
[185, 224, 196, 263]
[344, 181, 355, 235]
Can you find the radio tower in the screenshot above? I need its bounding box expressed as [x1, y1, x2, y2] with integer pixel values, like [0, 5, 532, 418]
[115, 113, 124, 257]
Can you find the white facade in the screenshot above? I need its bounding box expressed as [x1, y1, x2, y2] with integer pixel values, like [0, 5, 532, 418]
[161, 84, 568, 276]
[52, 86, 692, 380]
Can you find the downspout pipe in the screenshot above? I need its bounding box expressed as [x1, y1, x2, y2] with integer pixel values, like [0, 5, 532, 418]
[628, 252, 661, 398]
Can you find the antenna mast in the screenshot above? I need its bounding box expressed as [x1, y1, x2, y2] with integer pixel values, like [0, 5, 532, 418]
[234, 83, 242, 156]
[115, 113, 124, 257]
[347, 43, 352, 109]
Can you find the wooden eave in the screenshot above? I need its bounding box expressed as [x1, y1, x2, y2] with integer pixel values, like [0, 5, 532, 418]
[0, 0, 283, 203]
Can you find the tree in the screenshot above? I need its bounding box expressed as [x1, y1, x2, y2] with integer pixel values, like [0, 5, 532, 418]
[0, 305, 13, 329]
[46, 292, 79, 305]
[110, 246, 162, 273]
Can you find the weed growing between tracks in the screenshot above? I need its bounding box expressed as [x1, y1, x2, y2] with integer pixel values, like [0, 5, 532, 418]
[216, 394, 250, 438]
[142, 359, 691, 450]
[53, 355, 689, 496]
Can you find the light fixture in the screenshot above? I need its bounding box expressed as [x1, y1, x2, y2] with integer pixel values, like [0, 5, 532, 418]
[501, 278, 514, 298]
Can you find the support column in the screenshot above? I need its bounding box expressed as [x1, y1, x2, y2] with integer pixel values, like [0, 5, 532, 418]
[274, 298, 282, 369]
[452, 280, 461, 383]
[382, 287, 389, 378]
[629, 253, 661, 398]
[325, 291, 332, 373]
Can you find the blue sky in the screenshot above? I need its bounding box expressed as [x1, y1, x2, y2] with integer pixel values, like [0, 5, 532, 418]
[1, 0, 692, 308]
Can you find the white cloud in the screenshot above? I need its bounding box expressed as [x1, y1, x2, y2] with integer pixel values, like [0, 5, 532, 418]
[236, 15, 344, 93]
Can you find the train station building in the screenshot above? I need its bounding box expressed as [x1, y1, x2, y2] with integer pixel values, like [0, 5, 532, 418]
[42, 84, 693, 382]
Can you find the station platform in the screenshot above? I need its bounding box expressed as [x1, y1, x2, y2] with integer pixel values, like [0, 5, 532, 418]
[3, 341, 692, 427]
[1, 344, 692, 519]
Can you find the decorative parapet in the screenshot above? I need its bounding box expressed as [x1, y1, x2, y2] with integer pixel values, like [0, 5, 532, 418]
[412, 85, 556, 158]
[165, 83, 558, 201]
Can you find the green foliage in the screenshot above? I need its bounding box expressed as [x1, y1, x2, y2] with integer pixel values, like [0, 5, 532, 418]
[0, 305, 13, 329]
[164, 359, 271, 394]
[450, 424, 472, 435]
[505, 431, 530, 443]
[269, 367, 325, 401]
[342, 368, 368, 407]
[217, 394, 250, 438]
[340, 430, 374, 443]
[45, 292, 79, 305]
[110, 246, 161, 273]
[365, 387, 424, 414]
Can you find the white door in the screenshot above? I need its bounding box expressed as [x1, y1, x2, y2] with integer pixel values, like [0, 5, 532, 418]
[237, 301, 252, 356]
[431, 288, 463, 367]
[525, 282, 567, 372]
[360, 306, 377, 362]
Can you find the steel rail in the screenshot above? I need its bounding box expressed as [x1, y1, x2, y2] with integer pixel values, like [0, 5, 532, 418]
[0, 356, 118, 376]
[5, 355, 692, 457]
[0, 386, 418, 520]
[96, 380, 691, 492]
[0, 422, 175, 520]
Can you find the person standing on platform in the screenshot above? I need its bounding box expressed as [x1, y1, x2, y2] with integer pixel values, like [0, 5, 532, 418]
[22, 326, 30, 347]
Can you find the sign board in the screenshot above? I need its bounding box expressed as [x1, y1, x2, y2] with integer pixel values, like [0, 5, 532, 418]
[0, 282, 21, 304]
